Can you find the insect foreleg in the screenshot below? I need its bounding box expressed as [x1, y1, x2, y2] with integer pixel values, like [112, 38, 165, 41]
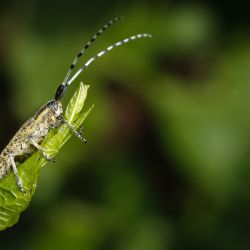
[29, 138, 55, 162]
[9, 154, 25, 192]
[63, 120, 87, 144]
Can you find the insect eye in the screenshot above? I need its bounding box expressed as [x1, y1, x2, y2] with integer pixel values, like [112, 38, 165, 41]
[55, 85, 67, 100]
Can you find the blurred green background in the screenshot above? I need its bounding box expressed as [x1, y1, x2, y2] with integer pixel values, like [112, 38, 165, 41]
[0, 0, 250, 249]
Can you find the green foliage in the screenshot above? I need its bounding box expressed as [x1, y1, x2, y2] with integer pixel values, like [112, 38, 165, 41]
[0, 83, 93, 231]
[1, 2, 249, 249]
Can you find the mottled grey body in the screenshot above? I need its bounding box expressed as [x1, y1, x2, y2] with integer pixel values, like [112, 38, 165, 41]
[0, 100, 64, 191]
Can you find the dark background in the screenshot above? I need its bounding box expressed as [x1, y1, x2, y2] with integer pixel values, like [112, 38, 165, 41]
[0, 0, 250, 249]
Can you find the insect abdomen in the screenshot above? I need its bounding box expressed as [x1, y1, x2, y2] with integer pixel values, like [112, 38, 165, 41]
[0, 116, 50, 180]
[0, 156, 10, 180]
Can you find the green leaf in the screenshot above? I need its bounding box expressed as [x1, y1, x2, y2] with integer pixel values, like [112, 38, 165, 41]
[65, 84, 89, 123]
[0, 82, 93, 231]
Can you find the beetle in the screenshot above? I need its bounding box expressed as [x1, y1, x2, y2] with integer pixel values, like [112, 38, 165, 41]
[0, 17, 151, 192]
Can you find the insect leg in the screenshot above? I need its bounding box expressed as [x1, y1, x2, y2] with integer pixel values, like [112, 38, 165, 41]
[9, 154, 25, 192]
[63, 121, 87, 144]
[29, 138, 55, 162]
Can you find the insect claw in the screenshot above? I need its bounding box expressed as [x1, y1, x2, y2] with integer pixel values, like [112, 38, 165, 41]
[51, 158, 56, 163]
[79, 126, 87, 144]
[77, 132, 87, 144]
[82, 137, 87, 144]
[17, 180, 25, 193]
[43, 153, 56, 163]
[16, 179, 25, 193]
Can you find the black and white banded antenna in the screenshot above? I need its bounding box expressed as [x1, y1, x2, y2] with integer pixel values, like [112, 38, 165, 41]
[55, 31, 151, 101]
[62, 17, 123, 86]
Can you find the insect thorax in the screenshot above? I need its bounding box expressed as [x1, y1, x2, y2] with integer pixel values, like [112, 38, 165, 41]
[34, 100, 63, 127]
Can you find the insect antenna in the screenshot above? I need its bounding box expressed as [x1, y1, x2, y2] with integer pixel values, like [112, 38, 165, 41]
[67, 33, 152, 86]
[55, 17, 123, 100]
[62, 17, 123, 86]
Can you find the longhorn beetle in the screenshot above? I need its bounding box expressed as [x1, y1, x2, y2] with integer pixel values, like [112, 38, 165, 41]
[0, 17, 151, 192]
